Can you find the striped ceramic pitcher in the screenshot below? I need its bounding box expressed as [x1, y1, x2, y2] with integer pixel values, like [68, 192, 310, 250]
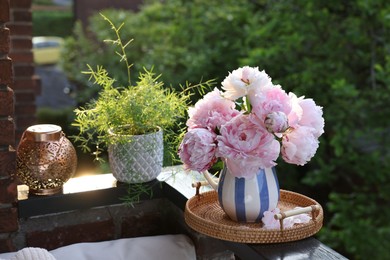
[203, 163, 280, 223]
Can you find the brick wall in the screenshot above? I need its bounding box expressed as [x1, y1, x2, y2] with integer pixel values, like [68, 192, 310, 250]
[0, 0, 39, 252]
[0, 0, 18, 253]
[8, 0, 39, 140]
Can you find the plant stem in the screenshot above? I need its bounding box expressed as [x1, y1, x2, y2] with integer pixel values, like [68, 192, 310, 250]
[245, 95, 252, 113]
[100, 13, 133, 85]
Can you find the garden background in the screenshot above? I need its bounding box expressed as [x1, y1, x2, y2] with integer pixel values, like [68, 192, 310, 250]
[33, 0, 390, 259]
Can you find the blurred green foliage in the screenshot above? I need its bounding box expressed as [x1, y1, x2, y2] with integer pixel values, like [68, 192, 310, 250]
[61, 0, 253, 104]
[36, 107, 108, 175]
[243, 1, 390, 259]
[32, 10, 73, 37]
[62, 0, 390, 258]
[33, 0, 54, 5]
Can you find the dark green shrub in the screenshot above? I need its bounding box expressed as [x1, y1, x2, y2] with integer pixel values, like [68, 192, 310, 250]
[61, 0, 254, 104]
[33, 10, 73, 37]
[33, 0, 55, 5]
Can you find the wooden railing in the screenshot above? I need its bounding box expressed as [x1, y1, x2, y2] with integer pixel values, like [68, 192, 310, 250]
[160, 167, 347, 260]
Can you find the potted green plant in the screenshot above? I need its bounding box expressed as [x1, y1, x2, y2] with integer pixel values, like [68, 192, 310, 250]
[71, 15, 212, 183]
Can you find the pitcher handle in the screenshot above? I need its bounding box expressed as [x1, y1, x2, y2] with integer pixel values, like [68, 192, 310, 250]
[202, 170, 218, 190]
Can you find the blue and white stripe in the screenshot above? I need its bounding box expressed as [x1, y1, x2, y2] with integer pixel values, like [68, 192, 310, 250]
[218, 166, 279, 223]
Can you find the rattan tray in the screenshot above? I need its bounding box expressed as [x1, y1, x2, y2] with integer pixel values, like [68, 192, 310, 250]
[184, 189, 323, 244]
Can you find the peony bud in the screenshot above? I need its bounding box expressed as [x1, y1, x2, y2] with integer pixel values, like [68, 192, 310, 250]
[264, 111, 289, 133]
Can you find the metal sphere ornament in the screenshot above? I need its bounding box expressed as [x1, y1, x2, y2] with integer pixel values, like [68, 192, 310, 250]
[16, 124, 77, 195]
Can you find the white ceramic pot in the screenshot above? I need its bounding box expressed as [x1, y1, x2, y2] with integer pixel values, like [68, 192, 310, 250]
[108, 127, 163, 183]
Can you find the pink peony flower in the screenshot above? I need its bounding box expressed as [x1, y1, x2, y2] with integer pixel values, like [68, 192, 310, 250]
[178, 128, 217, 172]
[187, 88, 240, 131]
[298, 98, 324, 138]
[287, 92, 303, 128]
[178, 66, 324, 179]
[251, 84, 292, 121]
[291, 207, 312, 224]
[216, 114, 280, 177]
[264, 111, 289, 134]
[281, 126, 319, 165]
[262, 207, 311, 230]
[221, 66, 272, 101]
[262, 207, 282, 229]
[262, 207, 294, 230]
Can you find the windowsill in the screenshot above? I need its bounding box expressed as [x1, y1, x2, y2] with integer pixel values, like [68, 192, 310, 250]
[17, 173, 118, 201]
[17, 174, 161, 218]
[16, 166, 210, 218]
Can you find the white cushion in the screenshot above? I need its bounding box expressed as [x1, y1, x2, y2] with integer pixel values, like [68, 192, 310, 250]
[0, 247, 55, 260]
[0, 234, 196, 260]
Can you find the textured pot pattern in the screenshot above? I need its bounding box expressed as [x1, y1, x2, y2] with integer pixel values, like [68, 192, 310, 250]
[108, 128, 163, 183]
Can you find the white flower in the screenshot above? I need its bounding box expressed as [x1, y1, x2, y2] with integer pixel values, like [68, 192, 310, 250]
[221, 66, 272, 101]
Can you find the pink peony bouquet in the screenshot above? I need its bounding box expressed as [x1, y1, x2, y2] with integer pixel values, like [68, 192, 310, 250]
[178, 66, 324, 179]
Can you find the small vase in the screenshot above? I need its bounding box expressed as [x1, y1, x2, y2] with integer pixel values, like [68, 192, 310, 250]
[204, 161, 280, 223]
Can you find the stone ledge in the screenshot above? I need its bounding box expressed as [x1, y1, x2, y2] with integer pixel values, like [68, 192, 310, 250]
[17, 174, 163, 218]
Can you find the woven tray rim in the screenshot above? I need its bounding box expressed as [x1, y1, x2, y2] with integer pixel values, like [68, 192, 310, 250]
[184, 189, 323, 244]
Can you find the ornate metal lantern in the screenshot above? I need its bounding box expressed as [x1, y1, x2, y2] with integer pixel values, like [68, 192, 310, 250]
[16, 124, 77, 195]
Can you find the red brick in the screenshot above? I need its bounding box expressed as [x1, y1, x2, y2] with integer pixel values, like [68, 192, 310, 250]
[11, 9, 31, 22]
[0, 207, 18, 233]
[15, 116, 36, 131]
[0, 58, 13, 85]
[8, 51, 33, 63]
[0, 27, 10, 53]
[10, 0, 31, 9]
[0, 178, 17, 203]
[0, 117, 15, 146]
[8, 23, 32, 36]
[0, 238, 16, 253]
[32, 75, 42, 96]
[14, 103, 35, 115]
[15, 117, 36, 142]
[16, 116, 36, 126]
[32, 75, 41, 94]
[0, 146, 16, 177]
[0, 87, 14, 116]
[11, 64, 34, 77]
[26, 220, 115, 250]
[14, 90, 34, 103]
[10, 37, 32, 50]
[11, 77, 39, 92]
[0, 0, 10, 23]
